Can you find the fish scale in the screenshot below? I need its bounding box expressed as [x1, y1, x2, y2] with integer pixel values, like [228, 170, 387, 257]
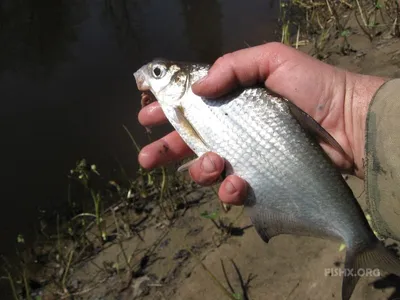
[182, 86, 342, 240]
[200, 92, 360, 239]
[134, 59, 400, 300]
[191, 81, 354, 234]
[176, 73, 353, 228]
[200, 92, 325, 212]
[180, 84, 346, 243]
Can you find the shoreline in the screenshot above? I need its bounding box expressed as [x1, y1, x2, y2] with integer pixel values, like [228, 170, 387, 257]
[3, 4, 400, 299]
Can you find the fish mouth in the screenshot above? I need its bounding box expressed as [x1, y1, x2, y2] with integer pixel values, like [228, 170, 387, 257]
[133, 69, 150, 92]
[140, 90, 157, 108]
[133, 69, 157, 108]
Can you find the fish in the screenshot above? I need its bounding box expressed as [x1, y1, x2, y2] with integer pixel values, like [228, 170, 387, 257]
[133, 59, 400, 300]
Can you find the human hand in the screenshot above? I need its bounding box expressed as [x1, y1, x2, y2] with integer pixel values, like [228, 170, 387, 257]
[137, 42, 386, 206]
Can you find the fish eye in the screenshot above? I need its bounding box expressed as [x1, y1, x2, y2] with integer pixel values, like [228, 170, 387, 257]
[151, 64, 166, 79]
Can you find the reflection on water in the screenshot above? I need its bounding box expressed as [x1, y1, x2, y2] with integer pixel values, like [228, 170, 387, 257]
[103, 0, 144, 56]
[0, 0, 279, 273]
[0, 0, 86, 75]
[180, 0, 223, 62]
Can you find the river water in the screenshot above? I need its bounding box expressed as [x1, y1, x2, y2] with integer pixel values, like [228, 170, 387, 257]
[0, 0, 280, 263]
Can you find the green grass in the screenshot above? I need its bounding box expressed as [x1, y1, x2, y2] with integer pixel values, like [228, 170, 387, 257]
[1, 125, 194, 299]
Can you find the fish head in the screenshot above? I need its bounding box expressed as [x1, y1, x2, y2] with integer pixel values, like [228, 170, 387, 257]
[133, 59, 192, 106]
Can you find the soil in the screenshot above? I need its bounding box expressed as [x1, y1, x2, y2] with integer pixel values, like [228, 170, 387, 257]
[13, 17, 400, 300]
[36, 176, 400, 300]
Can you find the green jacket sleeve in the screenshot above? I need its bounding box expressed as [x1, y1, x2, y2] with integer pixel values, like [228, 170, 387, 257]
[365, 78, 400, 242]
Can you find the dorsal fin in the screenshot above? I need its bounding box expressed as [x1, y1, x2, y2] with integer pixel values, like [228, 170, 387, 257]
[286, 100, 347, 156]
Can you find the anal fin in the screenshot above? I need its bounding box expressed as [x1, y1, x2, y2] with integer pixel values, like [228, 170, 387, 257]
[177, 158, 199, 172]
[250, 206, 338, 243]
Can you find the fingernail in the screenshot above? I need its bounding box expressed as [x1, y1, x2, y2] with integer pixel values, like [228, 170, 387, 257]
[201, 154, 216, 173]
[138, 150, 149, 160]
[225, 180, 237, 194]
[138, 151, 151, 169]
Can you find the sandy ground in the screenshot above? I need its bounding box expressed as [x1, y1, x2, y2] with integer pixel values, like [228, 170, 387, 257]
[41, 177, 399, 300]
[23, 22, 400, 300]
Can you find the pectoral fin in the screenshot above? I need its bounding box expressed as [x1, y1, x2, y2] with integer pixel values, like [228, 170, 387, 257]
[177, 158, 199, 172]
[286, 100, 346, 156]
[169, 106, 210, 170]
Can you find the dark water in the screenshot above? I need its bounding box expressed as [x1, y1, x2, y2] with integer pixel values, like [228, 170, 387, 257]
[0, 0, 280, 271]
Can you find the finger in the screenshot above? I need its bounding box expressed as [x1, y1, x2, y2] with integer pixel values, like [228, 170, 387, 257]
[187, 152, 225, 186]
[138, 102, 168, 127]
[192, 42, 342, 120]
[191, 42, 352, 168]
[218, 175, 248, 206]
[138, 131, 194, 169]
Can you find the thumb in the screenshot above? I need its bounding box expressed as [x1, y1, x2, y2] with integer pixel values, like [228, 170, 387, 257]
[191, 44, 268, 98]
[191, 42, 341, 119]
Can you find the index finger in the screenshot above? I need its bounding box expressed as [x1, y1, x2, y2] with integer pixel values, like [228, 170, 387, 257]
[138, 102, 168, 127]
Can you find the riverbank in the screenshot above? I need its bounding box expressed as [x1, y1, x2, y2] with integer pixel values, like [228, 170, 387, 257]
[4, 3, 400, 300]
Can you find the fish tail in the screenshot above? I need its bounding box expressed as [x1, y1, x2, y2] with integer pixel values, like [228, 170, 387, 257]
[342, 239, 400, 300]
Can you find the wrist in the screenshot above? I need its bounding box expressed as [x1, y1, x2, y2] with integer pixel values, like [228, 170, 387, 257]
[345, 72, 387, 178]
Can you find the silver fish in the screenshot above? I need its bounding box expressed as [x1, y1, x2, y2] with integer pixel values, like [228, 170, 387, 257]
[134, 59, 400, 300]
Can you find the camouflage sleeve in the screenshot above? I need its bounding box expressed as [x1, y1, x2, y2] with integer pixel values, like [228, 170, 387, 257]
[365, 78, 400, 242]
